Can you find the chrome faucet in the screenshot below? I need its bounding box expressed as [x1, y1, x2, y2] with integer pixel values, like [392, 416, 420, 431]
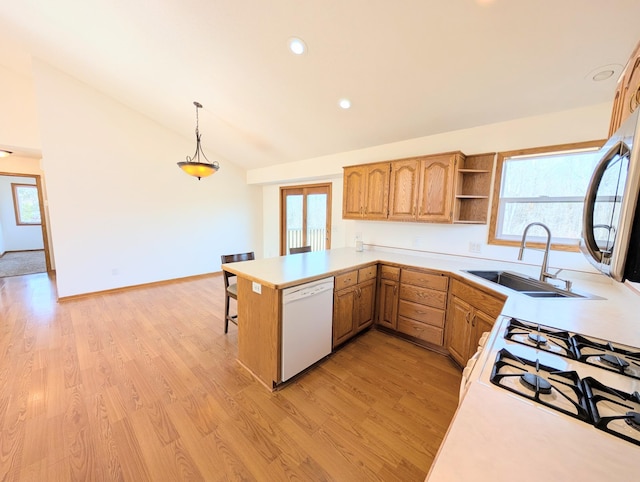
[517, 222, 571, 290]
[518, 222, 552, 281]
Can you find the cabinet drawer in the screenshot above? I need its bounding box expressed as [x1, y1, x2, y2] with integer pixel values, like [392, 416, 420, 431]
[335, 270, 358, 290]
[358, 265, 378, 282]
[401, 269, 448, 291]
[397, 316, 444, 346]
[380, 265, 400, 281]
[451, 279, 506, 318]
[398, 300, 445, 328]
[399, 284, 446, 309]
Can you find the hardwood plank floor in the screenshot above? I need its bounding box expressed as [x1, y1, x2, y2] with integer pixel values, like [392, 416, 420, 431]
[0, 272, 462, 481]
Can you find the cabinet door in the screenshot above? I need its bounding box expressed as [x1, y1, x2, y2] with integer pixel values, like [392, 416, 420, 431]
[416, 155, 455, 223]
[446, 295, 472, 366]
[388, 159, 419, 221]
[377, 279, 399, 330]
[355, 279, 376, 331]
[469, 309, 495, 359]
[333, 287, 356, 347]
[343, 166, 366, 219]
[363, 163, 390, 219]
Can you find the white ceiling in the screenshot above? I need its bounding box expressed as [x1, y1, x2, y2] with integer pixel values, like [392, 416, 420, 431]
[1, 1, 639, 170]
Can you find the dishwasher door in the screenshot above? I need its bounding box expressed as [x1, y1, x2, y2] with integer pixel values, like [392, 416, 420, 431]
[281, 277, 334, 382]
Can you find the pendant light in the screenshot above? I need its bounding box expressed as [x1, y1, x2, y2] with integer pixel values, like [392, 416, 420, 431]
[177, 101, 220, 179]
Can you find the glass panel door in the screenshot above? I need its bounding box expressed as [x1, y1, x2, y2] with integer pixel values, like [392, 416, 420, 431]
[306, 193, 327, 251]
[280, 184, 332, 255]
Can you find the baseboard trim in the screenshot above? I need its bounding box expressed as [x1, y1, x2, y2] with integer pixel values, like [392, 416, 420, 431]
[58, 271, 223, 302]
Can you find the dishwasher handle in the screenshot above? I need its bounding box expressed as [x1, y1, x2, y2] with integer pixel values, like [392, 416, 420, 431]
[282, 279, 334, 304]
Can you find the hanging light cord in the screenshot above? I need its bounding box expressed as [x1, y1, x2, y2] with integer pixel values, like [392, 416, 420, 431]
[185, 101, 217, 166]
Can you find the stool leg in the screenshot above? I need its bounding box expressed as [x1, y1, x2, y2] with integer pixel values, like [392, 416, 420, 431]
[224, 294, 230, 334]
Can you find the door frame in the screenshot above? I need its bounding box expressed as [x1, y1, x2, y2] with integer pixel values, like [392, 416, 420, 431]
[0, 171, 53, 274]
[279, 182, 332, 256]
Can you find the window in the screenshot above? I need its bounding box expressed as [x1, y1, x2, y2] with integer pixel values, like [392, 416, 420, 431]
[489, 140, 604, 251]
[12, 183, 42, 225]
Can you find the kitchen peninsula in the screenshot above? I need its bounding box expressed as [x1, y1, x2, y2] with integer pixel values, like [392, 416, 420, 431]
[223, 247, 640, 480]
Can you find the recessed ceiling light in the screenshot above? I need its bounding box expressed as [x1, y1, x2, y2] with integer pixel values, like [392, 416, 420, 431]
[585, 64, 621, 83]
[592, 70, 615, 82]
[0, 149, 13, 157]
[288, 37, 307, 55]
[339, 98, 351, 109]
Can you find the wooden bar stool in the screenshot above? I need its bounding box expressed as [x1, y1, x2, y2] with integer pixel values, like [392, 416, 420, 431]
[221, 252, 255, 333]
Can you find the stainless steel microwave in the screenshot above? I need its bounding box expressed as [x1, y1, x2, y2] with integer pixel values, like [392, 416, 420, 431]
[581, 108, 640, 282]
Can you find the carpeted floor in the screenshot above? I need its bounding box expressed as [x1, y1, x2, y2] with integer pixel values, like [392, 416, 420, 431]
[0, 250, 46, 277]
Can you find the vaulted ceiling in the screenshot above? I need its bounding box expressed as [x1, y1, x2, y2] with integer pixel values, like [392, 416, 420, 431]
[1, 1, 639, 170]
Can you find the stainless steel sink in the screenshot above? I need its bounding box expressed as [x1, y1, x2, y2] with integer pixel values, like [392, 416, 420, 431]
[464, 270, 585, 298]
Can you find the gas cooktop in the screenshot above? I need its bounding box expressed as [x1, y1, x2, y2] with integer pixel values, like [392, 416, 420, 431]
[490, 317, 640, 447]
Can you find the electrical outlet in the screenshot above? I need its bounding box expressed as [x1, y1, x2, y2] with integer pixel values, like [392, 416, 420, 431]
[469, 242, 481, 253]
[252, 282, 262, 294]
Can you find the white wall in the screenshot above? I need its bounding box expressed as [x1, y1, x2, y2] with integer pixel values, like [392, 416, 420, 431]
[32, 61, 262, 297]
[0, 64, 40, 153]
[0, 175, 44, 252]
[254, 103, 613, 274]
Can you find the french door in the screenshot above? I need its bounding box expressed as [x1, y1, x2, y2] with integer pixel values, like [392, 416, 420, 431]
[280, 183, 332, 255]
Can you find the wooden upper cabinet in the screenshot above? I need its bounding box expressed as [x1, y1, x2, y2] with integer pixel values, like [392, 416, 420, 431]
[609, 40, 640, 135]
[416, 153, 458, 223]
[388, 159, 419, 221]
[343, 150, 492, 224]
[364, 163, 390, 219]
[343, 166, 367, 219]
[343, 162, 390, 220]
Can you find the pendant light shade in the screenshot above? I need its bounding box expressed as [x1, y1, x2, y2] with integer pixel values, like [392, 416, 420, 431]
[177, 101, 220, 180]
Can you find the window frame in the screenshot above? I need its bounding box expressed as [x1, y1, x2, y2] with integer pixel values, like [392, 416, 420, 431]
[11, 182, 42, 226]
[488, 140, 605, 252]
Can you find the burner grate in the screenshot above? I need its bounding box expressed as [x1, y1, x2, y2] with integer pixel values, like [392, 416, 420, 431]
[490, 348, 590, 422]
[572, 334, 640, 380]
[503, 318, 576, 359]
[583, 377, 640, 446]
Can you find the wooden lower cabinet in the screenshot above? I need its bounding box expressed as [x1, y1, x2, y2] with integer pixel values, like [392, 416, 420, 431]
[446, 279, 506, 366]
[333, 265, 377, 347]
[395, 268, 449, 348]
[377, 264, 400, 330]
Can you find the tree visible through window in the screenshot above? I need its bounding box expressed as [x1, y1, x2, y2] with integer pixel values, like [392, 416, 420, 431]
[11, 183, 42, 225]
[489, 140, 604, 250]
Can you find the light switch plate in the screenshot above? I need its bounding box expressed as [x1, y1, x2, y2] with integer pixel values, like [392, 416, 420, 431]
[252, 282, 262, 294]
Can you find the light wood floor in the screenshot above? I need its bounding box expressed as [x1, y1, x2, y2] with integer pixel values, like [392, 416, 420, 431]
[0, 272, 462, 481]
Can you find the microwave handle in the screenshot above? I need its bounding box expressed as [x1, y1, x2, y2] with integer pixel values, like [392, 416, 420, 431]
[582, 141, 630, 263]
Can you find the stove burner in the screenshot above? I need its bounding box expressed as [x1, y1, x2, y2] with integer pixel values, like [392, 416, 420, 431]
[625, 412, 640, 432]
[600, 354, 630, 370]
[527, 333, 548, 345]
[520, 372, 552, 394]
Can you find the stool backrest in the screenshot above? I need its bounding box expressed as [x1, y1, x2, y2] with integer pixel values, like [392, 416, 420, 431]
[289, 246, 311, 254]
[221, 252, 255, 288]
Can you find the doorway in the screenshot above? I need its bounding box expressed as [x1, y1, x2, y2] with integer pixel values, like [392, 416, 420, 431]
[0, 172, 52, 277]
[280, 183, 332, 255]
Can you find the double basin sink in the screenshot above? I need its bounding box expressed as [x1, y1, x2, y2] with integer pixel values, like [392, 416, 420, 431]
[464, 270, 586, 298]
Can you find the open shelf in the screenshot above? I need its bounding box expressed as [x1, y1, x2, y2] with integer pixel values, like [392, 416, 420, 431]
[453, 153, 495, 224]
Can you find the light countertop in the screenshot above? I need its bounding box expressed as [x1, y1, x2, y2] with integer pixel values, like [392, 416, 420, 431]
[223, 246, 640, 346]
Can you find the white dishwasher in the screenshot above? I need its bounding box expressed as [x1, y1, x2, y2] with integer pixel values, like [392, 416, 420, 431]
[281, 277, 334, 382]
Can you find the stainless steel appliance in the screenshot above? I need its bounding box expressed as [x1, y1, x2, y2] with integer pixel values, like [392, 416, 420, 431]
[479, 316, 640, 447]
[581, 108, 640, 282]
